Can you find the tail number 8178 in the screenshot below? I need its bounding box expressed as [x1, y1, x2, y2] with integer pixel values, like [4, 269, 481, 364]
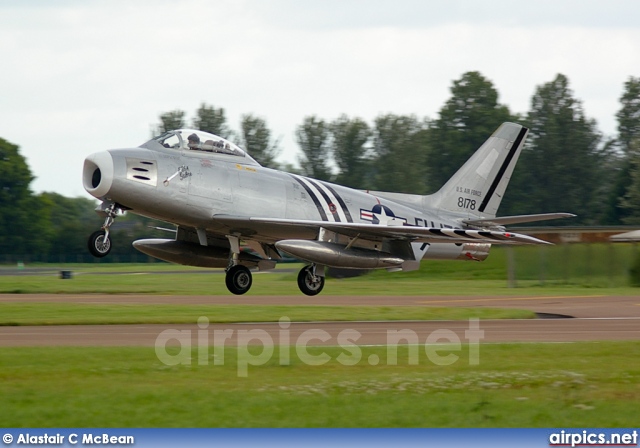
[458, 197, 476, 210]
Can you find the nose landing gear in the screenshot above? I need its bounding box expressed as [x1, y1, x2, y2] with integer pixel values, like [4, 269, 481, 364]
[88, 202, 120, 258]
[88, 230, 112, 257]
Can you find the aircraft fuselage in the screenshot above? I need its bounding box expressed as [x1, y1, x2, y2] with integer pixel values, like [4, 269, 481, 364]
[86, 145, 464, 240]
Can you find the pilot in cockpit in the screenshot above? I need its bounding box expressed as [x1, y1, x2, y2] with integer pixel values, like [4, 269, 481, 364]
[187, 133, 200, 150]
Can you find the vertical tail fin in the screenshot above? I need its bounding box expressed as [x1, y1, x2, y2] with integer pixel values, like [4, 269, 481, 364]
[425, 122, 528, 219]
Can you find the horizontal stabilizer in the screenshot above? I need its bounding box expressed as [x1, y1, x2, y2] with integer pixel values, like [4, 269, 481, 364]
[610, 230, 640, 242]
[463, 213, 576, 228]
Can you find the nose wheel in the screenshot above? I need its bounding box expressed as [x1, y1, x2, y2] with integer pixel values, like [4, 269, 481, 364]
[225, 265, 253, 295]
[298, 265, 325, 296]
[88, 202, 120, 258]
[88, 230, 112, 258]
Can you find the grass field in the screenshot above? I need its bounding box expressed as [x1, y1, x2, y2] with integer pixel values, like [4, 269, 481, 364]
[0, 303, 534, 326]
[0, 244, 639, 296]
[1, 342, 638, 427]
[0, 245, 637, 428]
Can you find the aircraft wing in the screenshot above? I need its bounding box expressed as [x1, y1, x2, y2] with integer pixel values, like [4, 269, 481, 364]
[212, 216, 551, 245]
[463, 213, 576, 227]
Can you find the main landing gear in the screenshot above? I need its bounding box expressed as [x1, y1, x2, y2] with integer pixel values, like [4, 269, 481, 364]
[224, 263, 325, 296]
[224, 263, 324, 296]
[88, 203, 120, 258]
[297, 264, 325, 296]
[223, 233, 325, 296]
[225, 265, 252, 295]
[224, 234, 253, 295]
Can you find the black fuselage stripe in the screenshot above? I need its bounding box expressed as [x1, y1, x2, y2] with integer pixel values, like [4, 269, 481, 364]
[321, 182, 353, 223]
[307, 178, 341, 222]
[479, 126, 528, 213]
[290, 175, 328, 221]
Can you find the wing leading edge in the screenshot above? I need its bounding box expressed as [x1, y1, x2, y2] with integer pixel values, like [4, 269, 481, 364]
[212, 215, 552, 245]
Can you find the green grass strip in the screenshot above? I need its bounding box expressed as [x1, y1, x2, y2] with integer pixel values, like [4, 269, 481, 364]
[2, 240, 640, 294]
[0, 272, 639, 296]
[1, 342, 638, 427]
[0, 303, 534, 325]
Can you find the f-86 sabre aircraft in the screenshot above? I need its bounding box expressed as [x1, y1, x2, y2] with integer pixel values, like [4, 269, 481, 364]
[83, 122, 573, 295]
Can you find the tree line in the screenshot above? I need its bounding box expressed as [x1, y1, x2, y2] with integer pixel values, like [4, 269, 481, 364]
[1, 71, 639, 261]
[156, 72, 640, 225]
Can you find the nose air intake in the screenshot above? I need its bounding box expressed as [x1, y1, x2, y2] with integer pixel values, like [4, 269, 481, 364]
[83, 151, 114, 199]
[91, 167, 101, 188]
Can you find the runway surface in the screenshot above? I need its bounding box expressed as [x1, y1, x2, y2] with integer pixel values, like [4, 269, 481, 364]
[0, 294, 639, 347]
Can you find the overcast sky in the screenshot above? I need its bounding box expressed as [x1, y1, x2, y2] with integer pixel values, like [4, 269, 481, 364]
[1, 0, 639, 198]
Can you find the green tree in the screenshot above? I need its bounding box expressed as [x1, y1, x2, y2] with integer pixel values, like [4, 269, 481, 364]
[427, 71, 513, 192]
[620, 140, 640, 224]
[0, 138, 51, 257]
[617, 77, 640, 153]
[193, 103, 231, 139]
[279, 162, 301, 175]
[371, 114, 430, 194]
[238, 114, 281, 168]
[605, 77, 640, 224]
[515, 74, 605, 224]
[156, 110, 186, 134]
[330, 115, 371, 189]
[39, 193, 100, 261]
[296, 115, 332, 180]
[599, 139, 630, 225]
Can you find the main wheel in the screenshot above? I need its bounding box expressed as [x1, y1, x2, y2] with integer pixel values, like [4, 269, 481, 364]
[225, 265, 253, 295]
[297, 265, 325, 296]
[88, 230, 111, 258]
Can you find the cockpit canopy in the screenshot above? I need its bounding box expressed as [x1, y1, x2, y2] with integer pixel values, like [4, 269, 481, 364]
[143, 129, 259, 165]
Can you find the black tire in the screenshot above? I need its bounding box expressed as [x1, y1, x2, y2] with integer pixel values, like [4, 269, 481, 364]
[88, 230, 111, 258]
[225, 265, 253, 295]
[297, 265, 325, 296]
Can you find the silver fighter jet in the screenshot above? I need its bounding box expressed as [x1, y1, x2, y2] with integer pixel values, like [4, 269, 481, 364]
[82, 122, 573, 295]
